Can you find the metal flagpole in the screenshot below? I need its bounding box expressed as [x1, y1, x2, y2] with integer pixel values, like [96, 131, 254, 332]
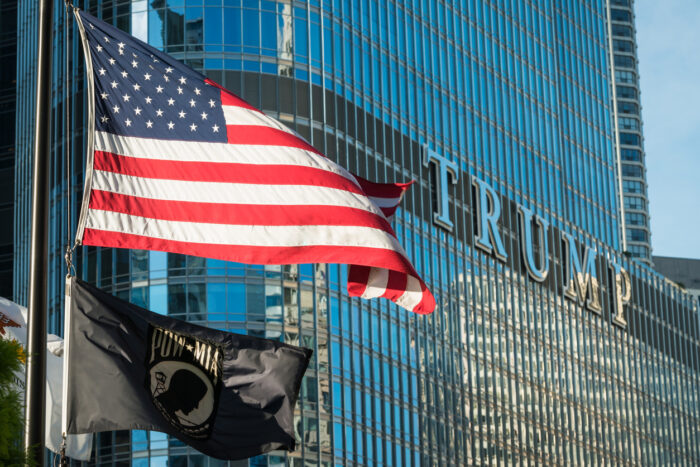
[61, 3, 74, 464]
[25, 0, 54, 464]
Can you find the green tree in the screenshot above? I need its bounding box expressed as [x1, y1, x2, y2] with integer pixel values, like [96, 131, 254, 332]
[0, 337, 32, 466]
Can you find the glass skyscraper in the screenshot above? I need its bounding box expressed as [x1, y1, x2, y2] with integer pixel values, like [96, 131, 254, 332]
[13, 0, 700, 465]
[608, 0, 653, 264]
[0, 0, 17, 300]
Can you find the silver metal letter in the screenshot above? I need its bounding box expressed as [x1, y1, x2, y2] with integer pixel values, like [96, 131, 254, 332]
[517, 205, 550, 282]
[472, 177, 508, 261]
[424, 146, 459, 231]
[562, 233, 602, 313]
[610, 262, 631, 327]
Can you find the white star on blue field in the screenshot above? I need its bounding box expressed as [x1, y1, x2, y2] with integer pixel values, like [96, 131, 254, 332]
[83, 15, 227, 143]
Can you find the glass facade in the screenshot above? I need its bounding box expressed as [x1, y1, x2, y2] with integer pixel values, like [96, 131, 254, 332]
[0, 0, 16, 299]
[608, 0, 653, 263]
[12, 0, 700, 465]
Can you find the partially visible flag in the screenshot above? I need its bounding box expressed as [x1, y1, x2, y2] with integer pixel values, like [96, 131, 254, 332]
[0, 297, 93, 461]
[0, 297, 22, 335]
[354, 176, 413, 219]
[72, 9, 435, 314]
[64, 277, 312, 460]
[347, 179, 419, 304]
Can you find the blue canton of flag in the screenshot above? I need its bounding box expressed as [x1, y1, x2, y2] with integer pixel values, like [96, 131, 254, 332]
[79, 12, 227, 142]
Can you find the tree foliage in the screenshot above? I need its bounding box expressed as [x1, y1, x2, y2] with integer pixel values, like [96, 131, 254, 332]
[0, 337, 32, 466]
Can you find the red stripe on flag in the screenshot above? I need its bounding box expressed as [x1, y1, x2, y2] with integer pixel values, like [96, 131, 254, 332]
[353, 175, 414, 217]
[381, 270, 409, 302]
[354, 176, 414, 199]
[88, 190, 395, 231]
[83, 228, 417, 274]
[226, 125, 322, 156]
[412, 283, 435, 315]
[93, 151, 362, 192]
[345, 268, 434, 315]
[347, 265, 371, 296]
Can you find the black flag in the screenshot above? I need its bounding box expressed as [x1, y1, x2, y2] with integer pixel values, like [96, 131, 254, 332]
[63, 277, 311, 460]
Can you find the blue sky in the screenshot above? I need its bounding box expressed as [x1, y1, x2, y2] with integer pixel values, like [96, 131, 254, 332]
[635, 0, 700, 260]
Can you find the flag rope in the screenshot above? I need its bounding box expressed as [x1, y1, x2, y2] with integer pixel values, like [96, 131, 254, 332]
[59, 433, 68, 466]
[61, 275, 73, 450]
[64, 1, 77, 276]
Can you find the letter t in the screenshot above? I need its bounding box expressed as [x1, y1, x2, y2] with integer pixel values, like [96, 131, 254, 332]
[424, 146, 459, 232]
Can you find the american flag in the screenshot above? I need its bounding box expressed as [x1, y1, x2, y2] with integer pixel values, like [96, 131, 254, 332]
[74, 10, 435, 314]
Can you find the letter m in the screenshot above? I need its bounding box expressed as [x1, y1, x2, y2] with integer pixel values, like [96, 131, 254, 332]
[562, 233, 602, 313]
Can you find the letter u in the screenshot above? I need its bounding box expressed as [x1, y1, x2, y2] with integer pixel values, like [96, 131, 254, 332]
[517, 205, 550, 282]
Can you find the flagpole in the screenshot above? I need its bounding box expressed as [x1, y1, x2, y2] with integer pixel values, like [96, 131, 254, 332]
[25, 0, 54, 463]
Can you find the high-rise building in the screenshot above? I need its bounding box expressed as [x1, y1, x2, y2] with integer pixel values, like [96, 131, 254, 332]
[607, 0, 653, 263]
[0, 0, 17, 300]
[13, 1, 700, 465]
[654, 256, 700, 304]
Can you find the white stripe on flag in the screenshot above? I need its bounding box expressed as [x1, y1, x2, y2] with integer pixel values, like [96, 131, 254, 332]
[86, 210, 406, 250]
[91, 170, 382, 214]
[367, 196, 404, 209]
[94, 131, 359, 184]
[222, 106, 295, 135]
[394, 275, 424, 311]
[358, 267, 389, 299]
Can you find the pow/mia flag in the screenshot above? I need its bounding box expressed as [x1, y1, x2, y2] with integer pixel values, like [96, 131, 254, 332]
[146, 325, 223, 440]
[64, 277, 311, 460]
